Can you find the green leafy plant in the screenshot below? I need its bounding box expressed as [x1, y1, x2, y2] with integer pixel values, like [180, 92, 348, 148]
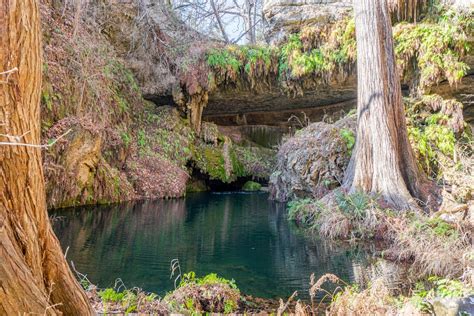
[137, 129, 147, 149]
[224, 299, 238, 313]
[98, 288, 126, 302]
[335, 190, 372, 220]
[207, 48, 242, 73]
[410, 277, 474, 312]
[287, 198, 321, 226]
[340, 128, 355, 153]
[394, 8, 472, 93]
[179, 271, 237, 289]
[408, 110, 456, 176]
[120, 131, 131, 147]
[414, 217, 458, 238]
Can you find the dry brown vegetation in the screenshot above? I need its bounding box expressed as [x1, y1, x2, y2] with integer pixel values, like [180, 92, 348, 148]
[270, 112, 356, 202]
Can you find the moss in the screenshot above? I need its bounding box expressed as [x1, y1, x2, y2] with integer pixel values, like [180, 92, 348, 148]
[41, 82, 54, 112]
[242, 181, 261, 192]
[413, 217, 458, 238]
[229, 148, 245, 178]
[138, 105, 195, 168]
[164, 272, 240, 314]
[203, 16, 356, 95]
[120, 131, 131, 147]
[137, 129, 147, 150]
[191, 142, 271, 183]
[194, 145, 230, 183]
[200, 6, 470, 99]
[287, 198, 320, 226]
[233, 146, 276, 179]
[113, 93, 129, 113]
[125, 105, 275, 188]
[277, 16, 356, 81]
[206, 44, 280, 91]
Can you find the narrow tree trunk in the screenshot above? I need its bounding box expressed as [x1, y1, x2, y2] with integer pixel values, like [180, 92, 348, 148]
[0, 1, 92, 314]
[252, 0, 257, 43]
[244, 0, 256, 44]
[343, 0, 431, 210]
[210, 0, 230, 43]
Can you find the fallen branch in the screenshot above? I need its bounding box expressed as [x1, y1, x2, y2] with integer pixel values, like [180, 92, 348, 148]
[0, 67, 18, 84]
[0, 129, 72, 148]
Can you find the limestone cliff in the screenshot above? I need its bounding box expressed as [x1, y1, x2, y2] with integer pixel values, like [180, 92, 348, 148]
[40, 0, 273, 209]
[263, 0, 351, 44]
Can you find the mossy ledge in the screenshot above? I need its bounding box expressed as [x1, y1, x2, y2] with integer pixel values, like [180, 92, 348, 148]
[175, 6, 472, 132]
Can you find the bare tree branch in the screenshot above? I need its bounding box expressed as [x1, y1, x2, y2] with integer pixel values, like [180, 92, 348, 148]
[210, 0, 230, 42]
[0, 129, 72, 148]
[172, 0, 263, 44]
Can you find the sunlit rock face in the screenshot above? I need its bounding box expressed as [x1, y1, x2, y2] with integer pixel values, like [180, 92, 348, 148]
[263, 0, 352, 44]
[450, 0, 474, 9]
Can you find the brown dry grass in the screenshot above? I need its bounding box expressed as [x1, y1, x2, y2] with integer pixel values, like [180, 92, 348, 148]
[328, 279, 399, 316]
[87, 286, 170, 315]
[392, 216, 473, 279]
[290, 189, 473, 281]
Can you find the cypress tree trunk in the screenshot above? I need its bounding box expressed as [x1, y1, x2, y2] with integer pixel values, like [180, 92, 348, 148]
[343, 0, 431, 210]
[0, 1, 92, 314]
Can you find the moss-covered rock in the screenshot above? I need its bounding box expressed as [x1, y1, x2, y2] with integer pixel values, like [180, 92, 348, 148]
[242, 181, 262, 192]
[269, 114, 356, 202]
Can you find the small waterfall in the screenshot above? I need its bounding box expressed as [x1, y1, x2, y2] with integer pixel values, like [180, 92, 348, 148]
[241, 125, 287, 148]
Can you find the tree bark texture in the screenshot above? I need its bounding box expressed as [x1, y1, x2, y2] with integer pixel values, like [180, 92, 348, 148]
[343, 0, 431, 210]
[0, 0, 92, 314]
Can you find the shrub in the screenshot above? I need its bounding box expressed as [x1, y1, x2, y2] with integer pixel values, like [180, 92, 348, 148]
[287, 198, 320, 227]
[340, 128, 355, 153]
[165, 272, 240, 314]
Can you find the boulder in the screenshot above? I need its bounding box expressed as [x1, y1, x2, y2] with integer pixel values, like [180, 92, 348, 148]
[269, 114, 356, 201]
[431, 296, 474, 316]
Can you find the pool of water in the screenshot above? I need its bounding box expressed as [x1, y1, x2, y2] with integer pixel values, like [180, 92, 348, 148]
[52, 192, 370, 299]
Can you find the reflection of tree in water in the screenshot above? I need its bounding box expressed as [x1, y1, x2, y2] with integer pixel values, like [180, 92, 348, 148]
[51, 193, 373, 299]
[265, 202, 367, 299]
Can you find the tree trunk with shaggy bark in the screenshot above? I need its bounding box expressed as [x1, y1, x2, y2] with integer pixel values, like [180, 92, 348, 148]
[0, 1, 92, 314]
[343, 0, 431, 210]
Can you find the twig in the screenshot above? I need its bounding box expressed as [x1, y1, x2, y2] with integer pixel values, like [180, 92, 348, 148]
[170, 259, 182, 289]
[277, 290, 298, 316]
[0, 129, 72, 148]
[43, 303, 63, 316]
[0, 67, 18, 84]
[71, 260, 92, 290]
[0, 68, 18, 76]
[114, 278, 127, 292]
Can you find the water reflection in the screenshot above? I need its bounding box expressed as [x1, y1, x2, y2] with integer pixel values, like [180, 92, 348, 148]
[52, 192, 369, 299]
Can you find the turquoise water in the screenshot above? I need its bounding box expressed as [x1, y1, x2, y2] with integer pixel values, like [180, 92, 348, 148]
[52, 192, 368, 299]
